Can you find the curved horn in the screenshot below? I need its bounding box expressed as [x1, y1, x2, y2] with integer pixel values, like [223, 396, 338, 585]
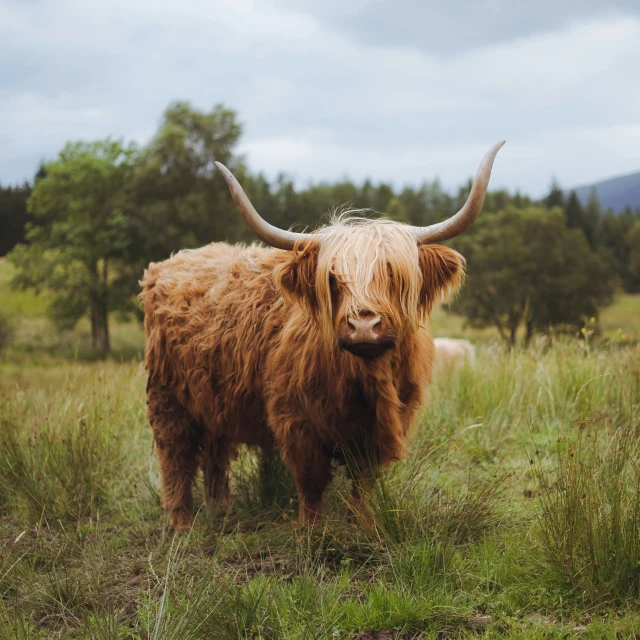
[215, 161, 312, 250]
[414, 140, 505, 244]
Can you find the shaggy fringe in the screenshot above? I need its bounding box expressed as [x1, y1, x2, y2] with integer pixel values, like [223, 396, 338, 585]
[315, 216, 422, 342]
[280, 214, 464, 343]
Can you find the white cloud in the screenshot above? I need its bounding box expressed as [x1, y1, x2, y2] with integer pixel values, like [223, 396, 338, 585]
[240, 127, 640, 197]
[0, 94, 109, 131]
[0, 0, 639, 198]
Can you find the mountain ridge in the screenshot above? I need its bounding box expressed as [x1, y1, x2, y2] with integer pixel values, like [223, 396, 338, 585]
[569, 170, 640, 213]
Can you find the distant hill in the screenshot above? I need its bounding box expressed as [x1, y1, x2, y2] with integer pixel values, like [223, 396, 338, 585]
[570, 171, 640, 213]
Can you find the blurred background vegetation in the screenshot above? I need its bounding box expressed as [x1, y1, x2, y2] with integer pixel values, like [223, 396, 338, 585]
[1, 100, 639, 359]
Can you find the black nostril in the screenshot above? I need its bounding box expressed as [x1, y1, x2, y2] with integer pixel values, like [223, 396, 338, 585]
[347, 319, 356, 331]
[372, 317, 381, 328]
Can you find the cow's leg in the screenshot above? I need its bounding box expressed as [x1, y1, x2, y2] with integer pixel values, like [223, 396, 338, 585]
[147, 384, 201, 532]
[281, 433, 333, 524]
[202, 434, 233, 511]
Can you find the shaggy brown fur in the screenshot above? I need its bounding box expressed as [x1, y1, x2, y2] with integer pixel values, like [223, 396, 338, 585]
[140, 219, 464, 530]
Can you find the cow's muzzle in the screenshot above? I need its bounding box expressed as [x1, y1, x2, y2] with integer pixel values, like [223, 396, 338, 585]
[338, 312, 396, 360]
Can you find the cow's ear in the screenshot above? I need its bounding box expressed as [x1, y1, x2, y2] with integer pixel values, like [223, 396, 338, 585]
[274, 242, 320, 311]
[417, 244, 465, 312]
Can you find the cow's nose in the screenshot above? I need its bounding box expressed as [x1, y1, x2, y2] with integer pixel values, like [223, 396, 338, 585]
[346, 311, 382, 343]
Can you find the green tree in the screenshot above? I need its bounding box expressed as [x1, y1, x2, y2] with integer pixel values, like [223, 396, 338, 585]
[596, 208, 640, 293]
[131, 101, 243, 248]
[597, 212, 628, 290]
[116, 101, 245, 304]
[564, 189, 601, 248]
[385, 196, 410, 223]
[451, 206, 616, 348]
[544, 179, 565, 209]
[8, 139, 137, 355]
[583, 188, 602, 248]
[564, 190, 585, 230]
[627, 220, 640, 288]
[0, 182, 31, 256]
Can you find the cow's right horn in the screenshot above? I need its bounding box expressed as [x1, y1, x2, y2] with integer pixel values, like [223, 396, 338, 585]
[215, 162, 313, 250]
[412, 140, 505, 244]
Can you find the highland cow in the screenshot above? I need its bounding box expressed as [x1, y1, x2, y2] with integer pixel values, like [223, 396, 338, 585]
[433, 338, 477, 372]
[140, 141, 504, 530]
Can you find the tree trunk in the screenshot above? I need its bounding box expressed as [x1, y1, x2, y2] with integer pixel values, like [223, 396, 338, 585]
[524, 320, 534, 347]
[494, 322, 511, 350]
[90, 292, 110, 356]
[88, 258, 110, 356]
[509, 324, 517, 351]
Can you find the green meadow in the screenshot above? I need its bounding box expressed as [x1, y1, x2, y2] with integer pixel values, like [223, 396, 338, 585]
[1, 257, 640, 639]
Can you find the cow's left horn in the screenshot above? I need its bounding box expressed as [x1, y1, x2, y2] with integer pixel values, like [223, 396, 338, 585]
[413, 141, 505, 244]
[215, 162, 312, 250]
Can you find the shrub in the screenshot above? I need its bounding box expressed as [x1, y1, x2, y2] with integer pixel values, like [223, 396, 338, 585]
[534, 424, 640, 601]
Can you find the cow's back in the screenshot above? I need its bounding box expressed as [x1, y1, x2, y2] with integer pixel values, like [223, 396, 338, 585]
[433, 337, 476, 371]
[140, 243, 285, 429]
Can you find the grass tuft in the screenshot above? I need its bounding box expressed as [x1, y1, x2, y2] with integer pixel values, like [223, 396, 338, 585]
[355, 455, 505, 548]
[534, 422, 640, 602]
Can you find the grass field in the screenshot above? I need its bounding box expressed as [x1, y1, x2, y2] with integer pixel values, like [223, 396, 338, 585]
[1, 256, 639, 362]
[0, 259, 145, 365]
[1, 258, 640, 638]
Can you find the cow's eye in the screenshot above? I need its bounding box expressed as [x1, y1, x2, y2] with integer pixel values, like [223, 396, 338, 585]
[329, 274, 341, 304]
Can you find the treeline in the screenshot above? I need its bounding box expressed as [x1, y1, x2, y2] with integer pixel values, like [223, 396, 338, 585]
[1, 100, 640, 353]
[544, 183, 640, 293]
[0, 103, 534, 258]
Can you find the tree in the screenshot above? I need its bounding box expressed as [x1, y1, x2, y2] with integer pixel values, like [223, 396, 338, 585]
[583, 188, 602, 249]
[563, 189, 601, 249]
[564, 190, 585, 230]
[109, 102, 246, 307]
[8, 139, 137, 355]
[386, 196, 410, 223]
[451, 206, 616, 348]
[131, 101, 244, 247]
[597, 212, 629, 291]
[595, 208, 640, 293]
[627, 220, 640, 288]
[0, 182, 31, 256]
[544, 179, 565, 209]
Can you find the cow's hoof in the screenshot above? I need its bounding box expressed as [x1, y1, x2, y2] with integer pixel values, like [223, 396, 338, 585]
[169, 510, 193, 533]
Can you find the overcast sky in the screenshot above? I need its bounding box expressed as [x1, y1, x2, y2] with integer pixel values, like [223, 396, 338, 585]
[1, 0, 639, 197]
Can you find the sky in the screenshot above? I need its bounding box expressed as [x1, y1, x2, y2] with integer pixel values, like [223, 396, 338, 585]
[1, 0, 639, 198]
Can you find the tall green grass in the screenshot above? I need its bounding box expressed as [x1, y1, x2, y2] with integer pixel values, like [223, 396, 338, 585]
[527, 345, 640, 601]
[1, 342, 640, 637]
[535, 426, 640, 601]
[0, 363, 149, 523]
